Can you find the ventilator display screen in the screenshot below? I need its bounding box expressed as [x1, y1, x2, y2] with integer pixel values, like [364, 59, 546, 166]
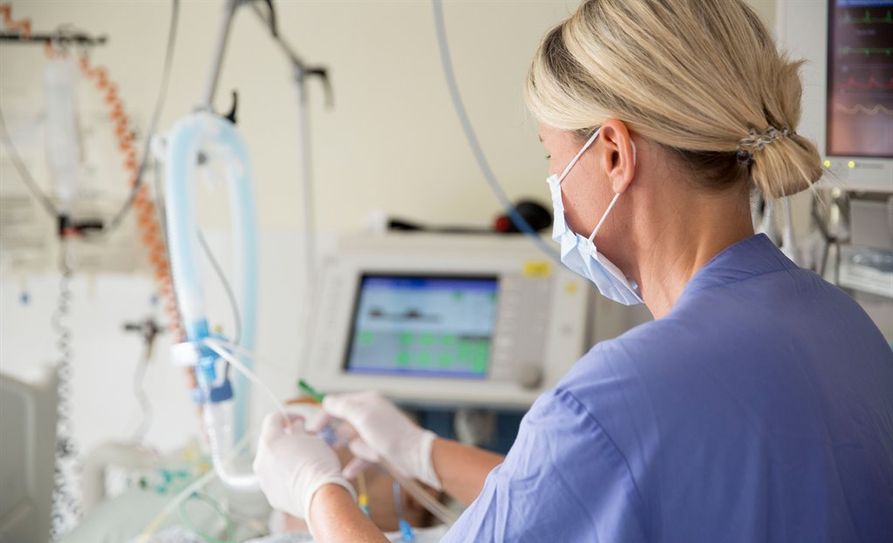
[344, 274, 499, 379]
[826, 1, 893, 157]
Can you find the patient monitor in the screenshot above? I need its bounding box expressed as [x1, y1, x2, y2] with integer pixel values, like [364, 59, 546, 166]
[777, 0, 893, 191]
[304, 234, 593, 408]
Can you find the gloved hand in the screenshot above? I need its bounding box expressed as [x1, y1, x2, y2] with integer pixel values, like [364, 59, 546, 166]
[253, 411, 356, 521]
[322, 391, 441, 489]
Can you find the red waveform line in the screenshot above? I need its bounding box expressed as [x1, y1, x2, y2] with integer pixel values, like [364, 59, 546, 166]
[839, 75, 893, 91]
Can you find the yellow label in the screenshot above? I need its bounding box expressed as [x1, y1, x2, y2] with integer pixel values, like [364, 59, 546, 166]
[523, 260, 552, 278]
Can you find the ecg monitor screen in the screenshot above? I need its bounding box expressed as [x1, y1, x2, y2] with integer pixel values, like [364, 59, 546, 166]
[344, 275, 499, 379]
[827, 1, 893, 158]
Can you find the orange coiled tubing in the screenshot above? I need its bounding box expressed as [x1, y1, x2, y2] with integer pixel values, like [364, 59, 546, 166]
[0, 3, 31, 39]
[76, 53, 186, 343]
[4, 2, 192, 384]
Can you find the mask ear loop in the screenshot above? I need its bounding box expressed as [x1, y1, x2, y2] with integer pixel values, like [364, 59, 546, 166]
[588, 137, 637, 242]
[557, 128, 601, 182]
[589, 192, 622, 241]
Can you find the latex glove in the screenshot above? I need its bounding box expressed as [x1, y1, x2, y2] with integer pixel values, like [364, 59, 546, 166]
[322, 391, 441, 489]
[253, 411, 356, 521]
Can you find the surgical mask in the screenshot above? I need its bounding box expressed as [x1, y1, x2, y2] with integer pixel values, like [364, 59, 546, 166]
[546, 128, 644, 306]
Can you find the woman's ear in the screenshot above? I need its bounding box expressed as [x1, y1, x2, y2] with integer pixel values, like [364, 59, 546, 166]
[596, 119, 637, 194]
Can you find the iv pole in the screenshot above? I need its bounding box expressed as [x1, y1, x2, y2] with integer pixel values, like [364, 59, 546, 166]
[249, 5, 332, 387]
[249, 2, 332, 292]
[200, 0, 332, 307]
[198, 0, 332, 319]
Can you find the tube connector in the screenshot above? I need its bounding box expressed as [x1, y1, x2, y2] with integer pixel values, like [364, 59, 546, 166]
[170, 339, 234, 404]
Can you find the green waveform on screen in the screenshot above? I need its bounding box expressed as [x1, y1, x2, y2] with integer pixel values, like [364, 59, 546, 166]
[841, 10, 893, 24]
[838, 46, 893, 55]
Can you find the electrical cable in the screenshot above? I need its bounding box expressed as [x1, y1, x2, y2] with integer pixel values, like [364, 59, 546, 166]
[137, 470, 218, 543]
[101, 0, 180, 234]
[0, 106, 58, 217]
[195, 228, 242, 384]
[134, 427, 257, 543]
[197, 229, 242, 346]
[176, 492, 236, 543]
[430, 0, 559, 262]
[131, 345, 154, 444]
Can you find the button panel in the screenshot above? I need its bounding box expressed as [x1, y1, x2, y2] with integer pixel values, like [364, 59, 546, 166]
[489, 275, 553, 383]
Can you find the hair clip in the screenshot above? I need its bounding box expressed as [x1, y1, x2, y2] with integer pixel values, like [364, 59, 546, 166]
[737, 125, 795, 159]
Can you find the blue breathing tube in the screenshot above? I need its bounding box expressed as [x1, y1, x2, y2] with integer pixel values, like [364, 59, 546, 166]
[164, 111, 258, 441]
[431, 0, 560, 263]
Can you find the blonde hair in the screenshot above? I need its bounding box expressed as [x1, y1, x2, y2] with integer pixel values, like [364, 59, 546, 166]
[525, 0, 822, 199]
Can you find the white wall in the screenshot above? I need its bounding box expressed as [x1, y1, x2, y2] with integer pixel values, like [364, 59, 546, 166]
[0, 0, 776, 232]
[1, 0, 581, 233]
[1, 0, 777, 459]
[0, 229, 304, 454]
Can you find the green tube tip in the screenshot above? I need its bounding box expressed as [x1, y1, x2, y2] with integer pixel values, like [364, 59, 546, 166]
[297, 379, 325, 403]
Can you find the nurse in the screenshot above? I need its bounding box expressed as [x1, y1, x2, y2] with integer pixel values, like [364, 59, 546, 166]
[254, 0, 893, 541]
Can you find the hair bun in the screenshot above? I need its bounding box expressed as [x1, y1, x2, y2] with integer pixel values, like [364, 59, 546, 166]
[525, 0, 824, 199]
[743, 126, 822, 198]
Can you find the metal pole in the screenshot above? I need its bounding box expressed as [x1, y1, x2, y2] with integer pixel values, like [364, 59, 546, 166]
[249, 2, 324, 306]
[200, 0, 240, 110]
[293, 66, 317, 291]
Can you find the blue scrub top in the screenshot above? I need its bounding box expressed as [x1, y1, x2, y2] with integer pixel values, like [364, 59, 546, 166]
[443, 234, 893, 542]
